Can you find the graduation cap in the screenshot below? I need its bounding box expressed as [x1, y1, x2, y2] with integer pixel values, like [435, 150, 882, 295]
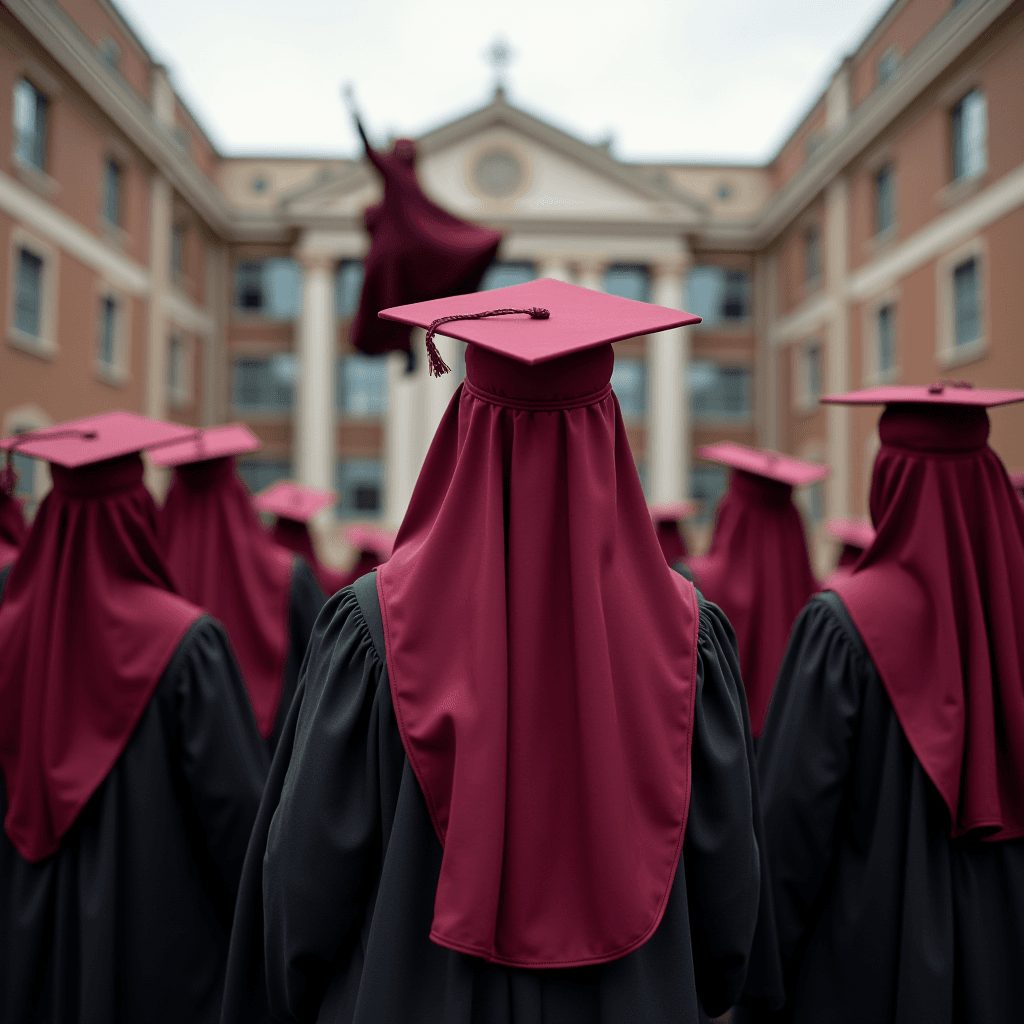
[147, 423, 260, 467]
[821, 382, 1024, 407]
[254, 481, 335, 522]
[698, 442, 829, 486]
[0, 411, 196, 470]
[648, 500, 696, 524]
[379, 277, 701, 376]
[344, 524, 396, 560]
[826, 517, 875, 550]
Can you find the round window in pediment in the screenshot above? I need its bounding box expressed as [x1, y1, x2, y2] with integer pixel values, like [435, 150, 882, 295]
[473, 150, 525, 198]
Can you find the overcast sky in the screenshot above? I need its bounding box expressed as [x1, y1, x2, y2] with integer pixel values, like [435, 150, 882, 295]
[114, 0, 893, 164]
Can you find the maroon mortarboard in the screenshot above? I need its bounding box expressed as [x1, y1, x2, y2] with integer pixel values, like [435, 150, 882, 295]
[698, 442, 829, 487]
[147, 423, 260, 467]
[379, 278, 701, 375]
[821, 382, 1024, 407]
[0, 411, 195, 469]
[254, 481, 335, 523]
[649, 500, 696, 524]
[826, 517, 875, 550]
[344, 524, 396, 559]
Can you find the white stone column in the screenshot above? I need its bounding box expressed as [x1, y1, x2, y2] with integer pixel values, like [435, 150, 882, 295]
[537, 259, 573, 283]
[649, 260, 692, 503]
[143, 172, 172, 495]
[385, 340, 423, 526]
[296, 253, 336, 499]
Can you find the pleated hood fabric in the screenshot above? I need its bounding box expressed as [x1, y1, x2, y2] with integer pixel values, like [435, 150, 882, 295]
[376, 343, 700, 967]
[160, 457, 293, 738]
[829, 404, 1024, 840]
[0, 490, 27, 569]
[0, 455, 200, 862]
[688, 471, 817, 737]
[349, 132, 502, 357]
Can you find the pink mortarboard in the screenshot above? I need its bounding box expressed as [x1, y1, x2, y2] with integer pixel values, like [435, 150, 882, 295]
[254, 481, 335, 523]
[1010, 472, 1024, 492]
[826, 517, 876, 550]
[698, 442, 829, 487]
[0, 411, 195, 469]
[649, 501, 697, 523]
[821, 383, 1024, 407]
[379, 278, 700, 370]
[344, 524, 397, 559]
[147, 423, 260, 467]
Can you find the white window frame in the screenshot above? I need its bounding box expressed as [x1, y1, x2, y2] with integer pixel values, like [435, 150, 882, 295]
[861, 286, 902, 386]
[94, 282, 131, 385]
[950, 88, 987, 184]
[167, 330, 194, 409]
[793, 339, 824, 412]
[9, 63, 61, 197]
[935, 235, 988, 369]
[7, 228, 59, 359]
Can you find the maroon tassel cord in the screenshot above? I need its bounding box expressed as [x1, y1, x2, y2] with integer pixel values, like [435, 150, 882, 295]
[424, 307, 550, 377]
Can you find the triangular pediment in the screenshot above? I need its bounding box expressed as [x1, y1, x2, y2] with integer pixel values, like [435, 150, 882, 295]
[283, 93, 706, 230]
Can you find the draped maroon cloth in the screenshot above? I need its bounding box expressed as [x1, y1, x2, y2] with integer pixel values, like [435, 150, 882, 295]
[0, 490, 27, 570]
[655, 520, 688, 565]
[271, 517, 347, 596]
[350, 131, 502, 357]
[688, 471, 817, 737]
[160, 458, 293, 738]
[377, 343, 700, 966]
[0, 455, 201, 862]
[829, 405, 1024, 840]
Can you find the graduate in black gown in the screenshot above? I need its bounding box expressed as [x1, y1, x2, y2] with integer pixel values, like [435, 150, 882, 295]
[752, 384, 1024, 1023]
[0, 412, 268, 1024]
[152, 424, 325, 754]
[222, 279, 780, 1023]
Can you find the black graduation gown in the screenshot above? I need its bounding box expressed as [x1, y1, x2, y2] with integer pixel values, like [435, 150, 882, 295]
[0, 568, 269, 1024]
[752, 591, 1024, 1024]
[222, 572, 772, 1024]
[267, 557, 326, 756]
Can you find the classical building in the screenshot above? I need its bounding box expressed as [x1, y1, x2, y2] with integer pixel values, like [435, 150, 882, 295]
[2, 0, 1022, 565]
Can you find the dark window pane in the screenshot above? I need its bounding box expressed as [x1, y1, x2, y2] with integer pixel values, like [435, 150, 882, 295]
[337, 354, 388, 417]
[336, 459, 384, 518]
[236, 262, 265, 311]
[877, 305, 895, 373]
[15, 249, 43, 337]
[480, 261, 535, 291]
[723, 271, 749, 320]
[104, 160, 121, 225]
[231, 357, 294, 411]
[875, 163, 894, 234]
[335, 260, 364, 318]
[806, 228, 822, 282]
[954, 259, 979, 347]
[604, 265, 650, 303]
[805, 344, 822, 401]
[13, 79, 47, 170]
[172, 224, 186, 276]
[952, 90, 986, 181]
[236, 459, 292, 495]
[97, 297, 117, 366]
[877, 51, 899, 86]
[611, 357, 646, 420]
[264, 258, 301, 319]
[689, 361, 753, 421]
[691, 464, 727, 524]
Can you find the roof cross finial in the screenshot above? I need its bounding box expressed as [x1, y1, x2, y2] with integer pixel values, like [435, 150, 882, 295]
[485, 35, 515, 99]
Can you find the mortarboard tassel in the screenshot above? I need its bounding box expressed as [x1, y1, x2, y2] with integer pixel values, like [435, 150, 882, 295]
[424, 307, 550, 378]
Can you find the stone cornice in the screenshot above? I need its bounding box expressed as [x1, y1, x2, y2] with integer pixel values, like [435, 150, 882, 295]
[752, 0, 1017, 247]
[5, 0, 234, 235]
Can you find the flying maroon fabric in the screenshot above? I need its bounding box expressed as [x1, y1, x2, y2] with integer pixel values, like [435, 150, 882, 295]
[829, 405, 1024, 840]
[270, 517, 348, 596]
[159, 458, 294, 738]
[655, 520, 687, 565]
[349, 126, 502, 357]
[0, 455, 200, 862]
[377, 343, 700, 967]
[0, 490, 27, 570]
[688, 471, 817, 737]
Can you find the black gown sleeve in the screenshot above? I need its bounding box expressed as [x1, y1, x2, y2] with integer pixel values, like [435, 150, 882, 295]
[682, 594, 766, 1017]
[264, 586, 387, 1021]
[163, 616, 269, 902]
[752, 592, 868, 1012]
